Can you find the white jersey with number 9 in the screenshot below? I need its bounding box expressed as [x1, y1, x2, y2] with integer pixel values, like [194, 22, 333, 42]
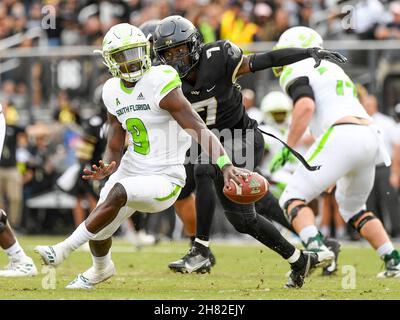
[102, 64, 192, 187]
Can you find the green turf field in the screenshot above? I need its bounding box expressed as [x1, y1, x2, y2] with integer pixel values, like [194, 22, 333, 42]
[0, 236, 399, 300]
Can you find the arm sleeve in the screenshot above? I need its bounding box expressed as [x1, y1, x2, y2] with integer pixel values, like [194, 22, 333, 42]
[287, 77, 315, 103]
[154, 65, 182, 106]
[249, 48, 313, 72]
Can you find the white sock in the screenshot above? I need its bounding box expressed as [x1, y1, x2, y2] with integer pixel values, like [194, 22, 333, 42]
[195, 238, 209, 247]
[92, 251, 112, 271]
[56, 222, 96, 253]
[287, 248, 301, 263]
[377, 242, 394, 258]
[320, 225, 330, 238]
[299, 225, 319, 245]
[5, 241, 27, 261]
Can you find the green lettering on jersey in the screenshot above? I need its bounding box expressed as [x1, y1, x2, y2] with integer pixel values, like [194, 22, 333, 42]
[126, 118, 150, 155]
[160, 73, 181, 95]
[317, 67, 328, 75]
[336, 79, 357, 97]
[116, 98, 121, 106]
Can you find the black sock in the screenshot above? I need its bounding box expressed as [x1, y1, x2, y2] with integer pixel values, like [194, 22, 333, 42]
[194, 165, 216, 241]
[193, 241, 210, 256]
[251, 214, 296, 259]
[290, 252, 306, 270]
[224, 211, 296, 260]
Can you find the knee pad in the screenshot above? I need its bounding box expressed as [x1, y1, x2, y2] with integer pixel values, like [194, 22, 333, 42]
[0, 209, 7, 232]
[225, 210, 257, 234]
[348, 210, 377, 233]
[283, 198, 307, 223]
[194, 164, 217, 180]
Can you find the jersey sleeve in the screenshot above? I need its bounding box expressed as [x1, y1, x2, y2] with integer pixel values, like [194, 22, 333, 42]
[153, 65, 182, 106]
[101, 79, 118, 116]
[222, 41, 244, 83]
[279, 61, 310, 94]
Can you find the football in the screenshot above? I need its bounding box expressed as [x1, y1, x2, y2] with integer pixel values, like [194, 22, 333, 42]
[223, 172, 269, 204]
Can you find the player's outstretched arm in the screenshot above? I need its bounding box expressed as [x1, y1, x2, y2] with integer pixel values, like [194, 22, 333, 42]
[159, 87, 250, 188]
[82, 112, 125, 181]
[236, 47, 347, 76]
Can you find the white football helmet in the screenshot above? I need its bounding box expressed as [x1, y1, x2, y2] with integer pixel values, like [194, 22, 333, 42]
[98, 23, 151, 83]
[275, 26, 323, 50]
[273, 26, 323, 77]
[260, 91, 293, 124]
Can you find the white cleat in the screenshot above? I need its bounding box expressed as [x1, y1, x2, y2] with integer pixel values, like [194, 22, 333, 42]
[66, 261, 116, 289]
[0, 257, 38, 277]
[34, 245, 68, 267]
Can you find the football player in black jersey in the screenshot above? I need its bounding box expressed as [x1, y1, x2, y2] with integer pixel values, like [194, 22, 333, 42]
[153, 16, 346, 287]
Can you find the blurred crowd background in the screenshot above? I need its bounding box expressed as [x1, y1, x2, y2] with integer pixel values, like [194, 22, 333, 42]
[1, 0, 400, 245]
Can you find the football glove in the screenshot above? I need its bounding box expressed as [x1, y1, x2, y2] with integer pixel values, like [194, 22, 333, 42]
[269, 147, 296, 173]
[308, 47, 347, 68]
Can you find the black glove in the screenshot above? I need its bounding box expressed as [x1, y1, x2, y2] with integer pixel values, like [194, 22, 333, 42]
[308, 47, 347, 68]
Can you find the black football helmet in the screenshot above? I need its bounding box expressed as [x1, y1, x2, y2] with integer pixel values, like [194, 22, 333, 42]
[139, 19, 160, 62]
[139, 19, 160, 43]
[153, 15, 203, 78]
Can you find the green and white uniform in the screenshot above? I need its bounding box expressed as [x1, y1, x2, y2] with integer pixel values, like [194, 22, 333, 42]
[278, 59, 391, 222]
[96, 65, 191, 240]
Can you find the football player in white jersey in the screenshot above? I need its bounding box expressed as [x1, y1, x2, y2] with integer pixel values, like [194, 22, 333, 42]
[259, 91, 296, 197]
[0, 104, 37, 277]
[270, 26, 400, 278]
[33, 23, 264, 289]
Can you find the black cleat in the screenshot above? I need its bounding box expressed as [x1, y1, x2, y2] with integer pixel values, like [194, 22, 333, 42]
[168, 244, 213, 274]
[322, 238, 341, 276]
[209, 250, 216, 267]
[285, 250, 334, 289]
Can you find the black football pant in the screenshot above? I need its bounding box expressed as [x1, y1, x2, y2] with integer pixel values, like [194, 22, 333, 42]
[193, 127, 296, 259]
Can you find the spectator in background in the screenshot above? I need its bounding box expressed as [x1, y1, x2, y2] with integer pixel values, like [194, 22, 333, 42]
[297, 0, 313, 27]
[172, 0, 196, 17]
[375, 1, 400, 110]
[195, 3, 223, 44]
[390, 102, 400, 193]
[24, 124, 59, 195]
[254, 2, 273, 42]
[60, 14, 81, 46]
[263, 6, 291, 41]
[353, 0, 386, 40]
[219, 0, 259, 49]
[27, 2, 43, 29]
[361, 93, 400, 238]
[0, 102, 25, 228]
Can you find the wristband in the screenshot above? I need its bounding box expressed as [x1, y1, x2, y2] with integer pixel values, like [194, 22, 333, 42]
[216, 155, 232, 170]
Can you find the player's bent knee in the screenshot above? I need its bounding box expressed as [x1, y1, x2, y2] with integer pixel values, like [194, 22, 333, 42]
[104, 183, 128, 208]
[348, 210, 377, 233]
[224, 210, 257, 234]
[0, 209, 7, 232]
[283, 198, 307, 224]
